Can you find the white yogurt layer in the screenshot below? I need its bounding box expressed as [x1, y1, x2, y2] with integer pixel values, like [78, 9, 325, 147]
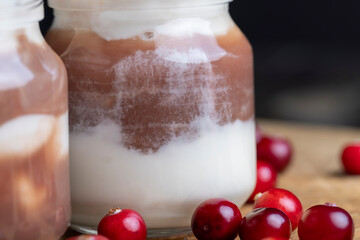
[49, 0, 231, 10]
[0, 112, 69, 160]
[0, 114, 55, 158]
[51, 3, 234, 40]
[70, 118, 256, 228]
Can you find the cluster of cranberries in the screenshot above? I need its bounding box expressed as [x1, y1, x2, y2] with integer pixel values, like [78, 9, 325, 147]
[250, 126, 360, 205]
[190, 121, 358, 239]
[68, 191, 354, 240]
[191, 189, 354, 240]
[247, 125, 292, 203]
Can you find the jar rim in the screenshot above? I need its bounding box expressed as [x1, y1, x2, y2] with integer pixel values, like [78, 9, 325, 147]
[48, 0, 232, 11]
[0, 0, 43, 27]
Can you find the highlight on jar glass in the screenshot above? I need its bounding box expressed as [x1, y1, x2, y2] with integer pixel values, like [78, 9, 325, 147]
[0, 0, 70, 240]
[46, 0, 256, 237]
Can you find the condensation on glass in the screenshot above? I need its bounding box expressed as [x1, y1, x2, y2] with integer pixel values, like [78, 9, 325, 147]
[47, 0, 256, 237]
[0, 1, 71, 239]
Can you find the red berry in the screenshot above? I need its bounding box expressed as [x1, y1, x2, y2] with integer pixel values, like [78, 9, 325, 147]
[256, 124, 263, 145]
[239, 208, 291, 240]
[254, 188, 303, 231]
[257, 136, 292, 172]
[98, 208, 147, 240]
[341, 143, 360, 174]
[298, 204, 354, 240]
[66, 235, 109, 240]
[191, 198, 242, 240]
[247, 160, 277, 203]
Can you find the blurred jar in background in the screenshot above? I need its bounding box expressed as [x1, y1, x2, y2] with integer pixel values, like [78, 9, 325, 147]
[47, 0, 255, 237]
[0, 1, 71, 239]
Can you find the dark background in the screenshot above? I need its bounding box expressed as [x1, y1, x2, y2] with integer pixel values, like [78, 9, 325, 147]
[41, 0, 360, 127]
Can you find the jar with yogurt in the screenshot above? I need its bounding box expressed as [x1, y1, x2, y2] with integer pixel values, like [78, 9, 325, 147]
[0, 1, 70, 240]
[46, 0, 256, 237]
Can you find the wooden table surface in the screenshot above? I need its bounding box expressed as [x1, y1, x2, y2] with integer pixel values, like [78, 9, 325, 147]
[62, 120, 360, 240]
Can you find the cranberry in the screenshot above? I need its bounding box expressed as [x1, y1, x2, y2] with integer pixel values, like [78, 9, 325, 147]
[97, 208, 147, 240]
[191, 198, 242, 240]
[341, 143, 360, 174]
[239, 208, 291, 240]
[298, 204, 354, 240]
[256, 124, 263, 145]
[254, 188, 303, 231]
[257, 136, 292, 172]
[247, 160, 277, 203]
[66, 235, 109, 240]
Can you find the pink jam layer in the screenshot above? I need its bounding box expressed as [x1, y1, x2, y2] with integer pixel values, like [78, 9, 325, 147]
[46, 27, 254, 152]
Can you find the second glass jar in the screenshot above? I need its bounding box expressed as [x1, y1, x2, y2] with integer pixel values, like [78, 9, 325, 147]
[47, 0, 256, 237]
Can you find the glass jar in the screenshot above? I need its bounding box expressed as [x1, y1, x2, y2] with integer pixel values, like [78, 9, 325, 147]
[0, 1, 71, 239]
[47, 0, 256, 237]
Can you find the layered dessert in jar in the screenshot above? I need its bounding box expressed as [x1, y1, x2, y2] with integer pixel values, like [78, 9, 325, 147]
[0, 1, 71, 239]
[47, 0, 256, 235]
